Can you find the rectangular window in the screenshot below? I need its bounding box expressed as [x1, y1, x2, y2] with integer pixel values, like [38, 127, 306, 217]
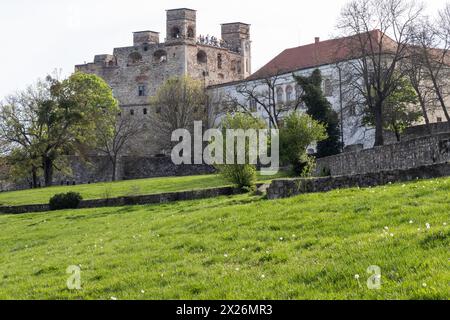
[249, 98, 257, 112]
[437, 117, 442, 122]
[138, 85, 146, 97]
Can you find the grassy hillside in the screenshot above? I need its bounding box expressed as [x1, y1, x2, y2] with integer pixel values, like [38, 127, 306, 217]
[0, 177, 448, 300]
[0, 172, 287, 206]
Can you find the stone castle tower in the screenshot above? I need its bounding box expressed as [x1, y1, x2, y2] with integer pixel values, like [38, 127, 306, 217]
[76, 8, 251, 155]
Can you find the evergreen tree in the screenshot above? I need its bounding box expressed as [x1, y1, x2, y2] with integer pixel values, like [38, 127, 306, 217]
[295, 69, 342, 158]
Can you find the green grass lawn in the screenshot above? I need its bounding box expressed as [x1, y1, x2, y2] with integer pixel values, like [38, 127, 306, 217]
[0, 177, 448, 300]
[0, 172, 287, 207]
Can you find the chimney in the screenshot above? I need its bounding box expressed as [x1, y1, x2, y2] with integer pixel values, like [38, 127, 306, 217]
[315, 37, 320, 44]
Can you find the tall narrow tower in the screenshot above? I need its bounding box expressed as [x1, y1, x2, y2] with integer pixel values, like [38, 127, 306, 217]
[221, 23, 252, 76]
[166, 8, 197, 44]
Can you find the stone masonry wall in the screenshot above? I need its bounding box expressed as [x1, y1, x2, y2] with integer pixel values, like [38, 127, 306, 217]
[316, 133, 450, 177]
[268, 162, 450, 200]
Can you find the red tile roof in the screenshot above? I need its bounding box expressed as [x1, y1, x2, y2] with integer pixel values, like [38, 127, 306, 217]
[248, 30, 394, 80]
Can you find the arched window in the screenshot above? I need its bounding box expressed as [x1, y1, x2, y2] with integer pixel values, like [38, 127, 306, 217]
[276, 87, 284, 104]
[187, 27, 195, 39]
[197, 50, 207, 64]
[171, 27, 181, 39]
[128, 52, 142, 65]
[323, 78, 333, 97]
[107, 58, 116, 67]
[286, 86, 293, 102]
[153, 50, 167, 63]
[217, 54, 223, 69]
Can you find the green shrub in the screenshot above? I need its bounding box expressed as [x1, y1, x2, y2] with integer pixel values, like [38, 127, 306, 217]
[49, 192, 83, 211]
[219, 164, 257, 191]
[280, 113, 327, 177]
[215, 113, 266, 191]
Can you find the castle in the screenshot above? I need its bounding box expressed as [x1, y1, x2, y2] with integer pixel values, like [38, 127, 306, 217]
[76, 8, 251, 155]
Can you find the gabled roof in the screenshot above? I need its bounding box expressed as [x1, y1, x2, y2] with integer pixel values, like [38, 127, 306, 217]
[248, 30, 395, 80]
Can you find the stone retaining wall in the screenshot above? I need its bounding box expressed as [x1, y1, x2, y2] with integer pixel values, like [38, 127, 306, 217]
[0, 186, 241, 215]
[316, 133, 450, 177]
[268, 162, 450, 200]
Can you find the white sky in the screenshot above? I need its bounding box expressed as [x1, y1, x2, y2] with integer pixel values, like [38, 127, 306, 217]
[0, 0, 447, 98]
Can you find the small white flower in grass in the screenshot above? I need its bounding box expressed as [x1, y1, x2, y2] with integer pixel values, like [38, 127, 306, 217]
[261, 274, 265, 279]
[422, 283, 427, 288]
[141, 290, 145, 294]
[384, 227, 389, 231]
[354, 274, 360, 280]
[418, 228, 421, 231]
[224, 254, 228, 258]
[279, 237, 284, 241]
[390, 233, 394, 237]
[409, 220, 414, 224]
[426, 223, 431, 230]
[443, 223, 447, 226]
[111, 296, 118, 300]
[235, 268, 240, 271]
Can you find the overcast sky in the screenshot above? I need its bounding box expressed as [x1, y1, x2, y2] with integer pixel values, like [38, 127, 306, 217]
[0, 0, 447, 98]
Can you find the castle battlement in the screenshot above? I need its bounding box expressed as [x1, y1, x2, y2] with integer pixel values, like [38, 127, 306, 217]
[75, 8, 251, 156]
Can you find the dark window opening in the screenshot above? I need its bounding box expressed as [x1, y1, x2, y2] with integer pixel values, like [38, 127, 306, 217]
[130, 109, 135, 116]
[138, 85, 146, 97]
[171, 27, 181, 39]
[217, 54, 223, 69]
[153, 50, 167, 63]
[197, 50, 207, 64]
[143, 108, 148, 115]
[437, 117, 443, 122]
[187, 27, 195, 39]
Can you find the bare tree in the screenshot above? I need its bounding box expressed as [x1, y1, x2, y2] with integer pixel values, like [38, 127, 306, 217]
[150, 76, 208, 150]
[95, 114, 143, 181]
[407, 15, 450, 126]
[336, 0, 424, 146]
[224, 73, 304, 130]
[403, 40, 435, 131]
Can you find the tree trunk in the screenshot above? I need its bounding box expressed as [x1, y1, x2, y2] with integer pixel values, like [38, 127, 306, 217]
[374, 103, 384, 147]
[417, 92, 432, 135]
[393, 125, 401, 142]
[43, 156, 54, 187]
[31, 167, 38, 188]
[429, 71, 450, 124]
[111, 156, 117, 182]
